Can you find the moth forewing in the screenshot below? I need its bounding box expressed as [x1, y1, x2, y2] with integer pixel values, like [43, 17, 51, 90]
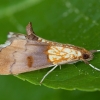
[0, 22, 99, 84]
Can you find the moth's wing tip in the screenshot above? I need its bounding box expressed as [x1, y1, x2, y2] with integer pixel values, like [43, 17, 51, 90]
[28, 22, 32, 25]
[26, 22, 32, 28]
[26, 22, 39, 41]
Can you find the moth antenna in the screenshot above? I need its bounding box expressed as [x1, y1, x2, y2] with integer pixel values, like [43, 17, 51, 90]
[83, 60, 100, 71]
[89, 64, 100, 71]
[40, 65, 58, 84]
[97, 50, 100, 52]
[90, 50, 100, 53]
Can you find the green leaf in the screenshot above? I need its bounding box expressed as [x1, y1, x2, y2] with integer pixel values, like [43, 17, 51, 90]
[0, 0, 100, 91]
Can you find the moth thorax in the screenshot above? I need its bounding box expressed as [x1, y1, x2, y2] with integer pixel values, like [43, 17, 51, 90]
[47, 46, 82, 64]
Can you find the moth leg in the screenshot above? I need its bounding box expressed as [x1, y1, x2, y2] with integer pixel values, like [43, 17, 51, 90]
[59, 65, 61, 70]
[26, 22, 38, 40]
[40, 65, 58, 84]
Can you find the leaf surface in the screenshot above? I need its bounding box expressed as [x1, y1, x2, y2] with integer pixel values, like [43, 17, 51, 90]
[0, 0, 100, 91]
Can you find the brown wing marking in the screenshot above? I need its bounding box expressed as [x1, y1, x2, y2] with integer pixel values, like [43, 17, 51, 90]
[27, 56, 34, 68]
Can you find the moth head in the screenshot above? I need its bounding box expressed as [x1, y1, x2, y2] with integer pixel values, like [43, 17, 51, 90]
[81, 49, 100, 71]
[82, 50, 93, 61]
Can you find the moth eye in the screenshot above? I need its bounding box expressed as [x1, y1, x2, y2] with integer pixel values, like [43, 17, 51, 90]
[83, 53, 90, 59]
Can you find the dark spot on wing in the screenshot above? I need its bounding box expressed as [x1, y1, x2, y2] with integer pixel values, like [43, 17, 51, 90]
[27, 56, 33, 67]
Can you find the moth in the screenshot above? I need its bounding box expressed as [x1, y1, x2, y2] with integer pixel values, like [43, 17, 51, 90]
[0, 22, 100, 84]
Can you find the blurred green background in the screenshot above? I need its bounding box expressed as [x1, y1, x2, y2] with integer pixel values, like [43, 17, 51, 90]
[0, 0, 100, 100]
